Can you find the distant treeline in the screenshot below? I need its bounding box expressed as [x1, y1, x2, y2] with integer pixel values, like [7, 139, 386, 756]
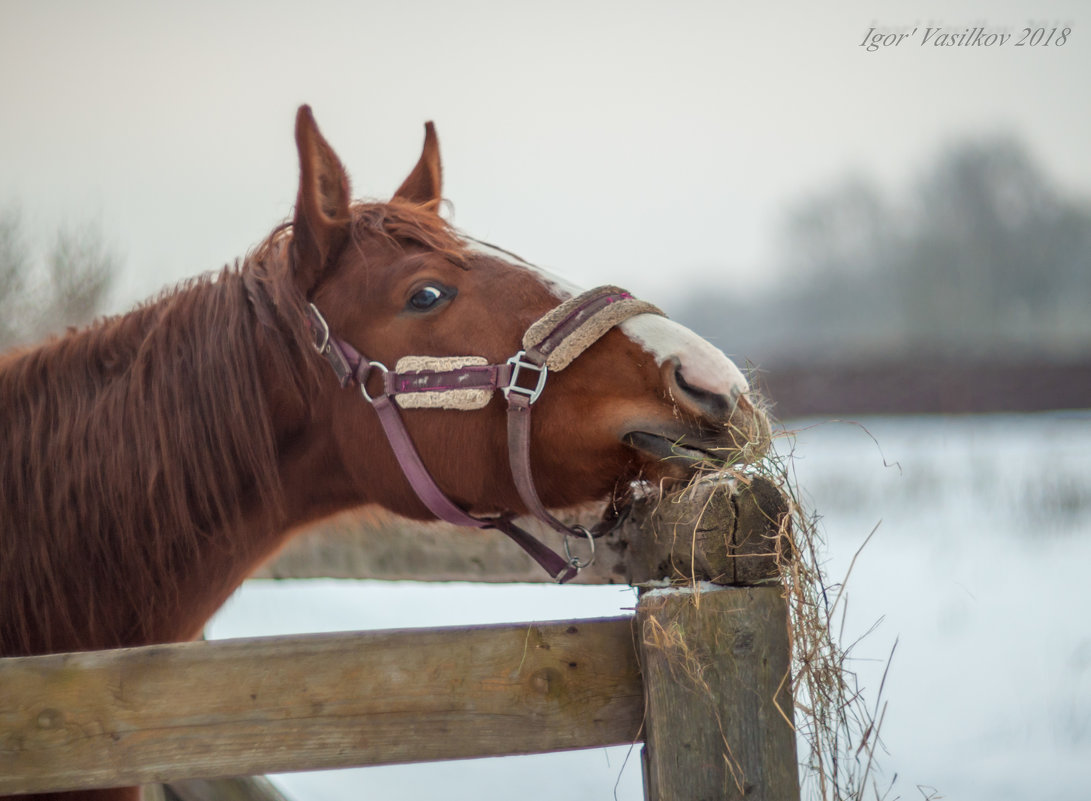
[678, 135, 1091, 414]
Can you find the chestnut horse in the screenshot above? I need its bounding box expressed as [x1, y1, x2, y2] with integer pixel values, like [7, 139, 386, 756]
[0, 106, 766, 800]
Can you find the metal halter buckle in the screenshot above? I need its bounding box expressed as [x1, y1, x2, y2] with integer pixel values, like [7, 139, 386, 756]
[503, 351, 548, 404]
[563, 525, 596, 570]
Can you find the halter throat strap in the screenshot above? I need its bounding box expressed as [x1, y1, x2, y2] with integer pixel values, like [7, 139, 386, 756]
[306, 285, 663, 582]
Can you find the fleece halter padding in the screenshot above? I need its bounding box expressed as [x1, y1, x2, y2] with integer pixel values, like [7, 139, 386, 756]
[392, 355, 493, 410]
[522, 286, 664, 370]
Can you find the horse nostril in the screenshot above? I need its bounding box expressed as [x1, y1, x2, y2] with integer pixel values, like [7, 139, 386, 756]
[671, 363, 734, 419]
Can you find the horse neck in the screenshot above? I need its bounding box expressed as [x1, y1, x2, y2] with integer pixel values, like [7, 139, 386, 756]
[0, 270, 349, 657]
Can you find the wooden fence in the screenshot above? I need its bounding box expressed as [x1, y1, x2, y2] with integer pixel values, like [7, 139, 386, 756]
[0, 478, 799, 800]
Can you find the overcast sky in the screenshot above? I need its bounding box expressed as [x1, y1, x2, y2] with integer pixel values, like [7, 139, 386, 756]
[1, 0, 1087, 312]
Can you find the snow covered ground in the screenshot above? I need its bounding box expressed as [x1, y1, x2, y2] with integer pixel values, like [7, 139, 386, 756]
[207, 411, 1091, 800]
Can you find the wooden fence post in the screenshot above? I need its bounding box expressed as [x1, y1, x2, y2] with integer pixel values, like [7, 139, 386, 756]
[631, 476, 800, 801]
[638, 585, 798, 801]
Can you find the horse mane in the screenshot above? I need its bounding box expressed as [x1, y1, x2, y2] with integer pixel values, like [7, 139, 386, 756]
[0, 199, 472, 657]
[0, 269, 284, 654]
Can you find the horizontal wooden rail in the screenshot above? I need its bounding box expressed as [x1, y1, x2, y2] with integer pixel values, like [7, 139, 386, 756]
[0, 618, 642, 794]
[256, 476, 788, 585]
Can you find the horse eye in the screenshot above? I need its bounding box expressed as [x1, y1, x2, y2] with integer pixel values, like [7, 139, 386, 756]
[407, 284, 451, 312]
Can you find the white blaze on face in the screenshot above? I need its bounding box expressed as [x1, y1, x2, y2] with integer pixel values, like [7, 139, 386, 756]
[620, 314, 750, 399]
[468, 238, 747, 400]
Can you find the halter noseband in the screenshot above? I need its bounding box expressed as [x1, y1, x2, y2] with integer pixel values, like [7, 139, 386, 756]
[306, 286, 663, 583]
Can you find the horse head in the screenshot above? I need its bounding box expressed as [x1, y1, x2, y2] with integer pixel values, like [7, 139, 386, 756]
[260, 106, 769, 540]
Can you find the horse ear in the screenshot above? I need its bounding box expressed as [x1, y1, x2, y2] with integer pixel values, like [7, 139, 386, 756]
[393, 122, 443, 207]
[292, 105, 352, 294]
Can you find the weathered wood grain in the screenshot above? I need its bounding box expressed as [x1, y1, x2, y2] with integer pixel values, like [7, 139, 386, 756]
[730, 477, 791, 585]
[637, 585, 799, 801]
[0, 618, 642, 794]
[164, 776, 291, 801]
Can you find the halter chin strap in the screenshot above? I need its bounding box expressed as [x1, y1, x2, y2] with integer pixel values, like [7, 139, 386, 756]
[307, 286, 663, 582]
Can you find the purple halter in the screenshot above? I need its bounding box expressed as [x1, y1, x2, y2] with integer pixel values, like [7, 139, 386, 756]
[306, 286, 663, 582]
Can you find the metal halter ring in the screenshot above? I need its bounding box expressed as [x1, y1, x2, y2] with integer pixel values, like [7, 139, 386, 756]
[563, 525, 596, 570]
[358, 361, 390, 403]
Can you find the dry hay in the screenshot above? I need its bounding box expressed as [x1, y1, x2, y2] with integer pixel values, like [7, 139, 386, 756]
[763, 429, 895, 801]
[640, 391, 895, 801]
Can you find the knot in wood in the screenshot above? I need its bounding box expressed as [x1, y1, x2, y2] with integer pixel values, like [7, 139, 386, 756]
[732, 628, 755, 655]
[529, 667, 563, 698]
[36, 708, 64, 730]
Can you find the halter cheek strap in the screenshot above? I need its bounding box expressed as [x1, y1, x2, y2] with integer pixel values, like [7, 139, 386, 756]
[306, 286, 663, 583]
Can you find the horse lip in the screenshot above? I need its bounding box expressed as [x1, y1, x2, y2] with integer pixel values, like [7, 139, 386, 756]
[622, 430, 722, 466]
[622, 406, 771, 468]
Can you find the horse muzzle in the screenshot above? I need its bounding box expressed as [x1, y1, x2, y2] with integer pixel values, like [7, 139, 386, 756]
[622, 358, 771, 476]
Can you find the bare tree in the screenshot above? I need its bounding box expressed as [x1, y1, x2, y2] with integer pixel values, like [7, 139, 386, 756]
[0, 208, 119, 351]
[900, 136, 1091, 355]
[0, 209, 30, 347]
